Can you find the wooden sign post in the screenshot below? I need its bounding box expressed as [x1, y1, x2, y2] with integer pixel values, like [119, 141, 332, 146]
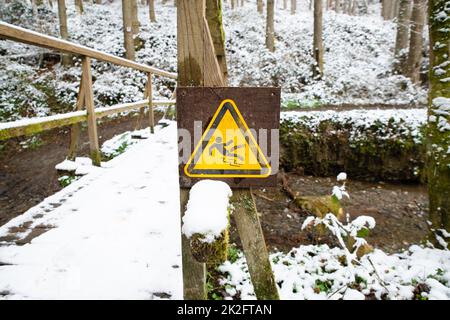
[177, 0, 279, 300]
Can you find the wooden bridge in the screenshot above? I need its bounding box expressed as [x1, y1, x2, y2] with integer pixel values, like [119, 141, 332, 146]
[0, 21, 177, 166]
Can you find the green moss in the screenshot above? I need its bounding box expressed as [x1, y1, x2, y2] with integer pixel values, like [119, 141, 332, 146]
[280, 118, 426, 182]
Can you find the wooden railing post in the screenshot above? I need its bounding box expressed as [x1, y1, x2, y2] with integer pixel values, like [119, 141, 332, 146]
[81, 56, 101, 166]
[147, 73, 155, 133]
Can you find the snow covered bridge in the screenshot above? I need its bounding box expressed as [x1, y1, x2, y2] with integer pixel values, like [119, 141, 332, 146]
[0, 123, 183, 299]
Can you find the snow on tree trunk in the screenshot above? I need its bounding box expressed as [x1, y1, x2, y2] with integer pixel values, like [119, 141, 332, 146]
[57, 0, 71, 66]
[266, 0, 275, 52]
[407, 0, 427, 84]
[426, 0, 450, 247]
[291, 0, 296, 14]
[122, 0, 135, 60]
[394, 0, 411, 74]
[313, 0, 324, 77]
[149, 0, 156, 22]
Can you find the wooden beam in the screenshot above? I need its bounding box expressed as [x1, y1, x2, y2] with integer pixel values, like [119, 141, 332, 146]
[0, 21, 177, 79]
[231, 190, 280, 300]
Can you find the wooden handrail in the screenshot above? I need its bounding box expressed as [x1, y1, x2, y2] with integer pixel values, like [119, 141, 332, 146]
[0, 21, 177, 79]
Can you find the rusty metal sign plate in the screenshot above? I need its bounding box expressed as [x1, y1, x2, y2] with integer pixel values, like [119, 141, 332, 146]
[177, 87, 280, 188]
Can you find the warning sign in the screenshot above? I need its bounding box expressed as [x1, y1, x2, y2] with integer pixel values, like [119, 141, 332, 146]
[177, 87, 280, 188]
[184, 99, 271, 178]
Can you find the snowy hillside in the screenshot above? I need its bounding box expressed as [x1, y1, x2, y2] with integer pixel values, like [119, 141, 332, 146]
[0, 0, 427, 121]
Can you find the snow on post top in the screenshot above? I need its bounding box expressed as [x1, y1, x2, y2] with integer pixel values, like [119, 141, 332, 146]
[182, 180, 232, 243]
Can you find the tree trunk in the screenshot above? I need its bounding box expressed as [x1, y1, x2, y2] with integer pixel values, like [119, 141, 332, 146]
[313, 0, 324, 77]
[394, 0, 411, 74]
[257, 0, 263, 13]
[96, 0, 102, 4]
[351, 0, 357, 14]
[382, 0, 391, 19]
[291, 0, 296, 14]
[131, 0, 140, 35]
[283, 0, 287, 9]
[122, 0, 135, 60]
[426, 0, 450, 248]
[149, 0, 156, 22]
[57, 0, 71, 66]
[206, 0, 228, 83]
[266, 0, 275, 52]
[75, 0, 84, 14]
[407, 0, 426, 84]
[231, 0, 235, 9]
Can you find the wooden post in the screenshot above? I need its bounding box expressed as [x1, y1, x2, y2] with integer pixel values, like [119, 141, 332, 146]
[67, 77, 85, 160]
[81, 56, 101, 166]
[257, 0, 263, 13]
[231, 190, 280, 300]
[147, 73, 155, 133]
[313, 0, 324, 77]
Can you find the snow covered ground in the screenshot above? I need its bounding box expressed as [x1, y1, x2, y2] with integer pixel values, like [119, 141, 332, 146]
[0, 0, 427, 121]
[0, 122, 182, 299]
[219, 244, 450, 300]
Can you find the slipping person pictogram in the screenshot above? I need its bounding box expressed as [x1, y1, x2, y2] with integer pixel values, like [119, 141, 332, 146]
[208, 136, 245, 164]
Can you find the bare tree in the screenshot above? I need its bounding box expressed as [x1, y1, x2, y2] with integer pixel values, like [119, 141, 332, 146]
[75, 0, 84, 14]
[283, 0, 287, 10]
[394, 0, 411, 73]
[427, 0, 450, 248]
[291, 0, 296, 14]
[407, 0, 426, 83]
[257, 0, 263, 13]
[57, 0, 71, 65]
[335, 0, 341, 12]
[149, 0, 156, 22]
[266, 0, 275, 52]
[122, 0, 135, 60]
[231, 0, 235, 9]
[313, 0, 324, 77]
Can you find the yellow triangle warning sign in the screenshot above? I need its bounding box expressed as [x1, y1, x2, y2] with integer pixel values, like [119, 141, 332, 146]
[184, 99, 271, 178]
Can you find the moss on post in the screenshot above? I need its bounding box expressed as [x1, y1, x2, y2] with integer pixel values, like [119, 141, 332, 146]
[426, 0, 450, 247]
